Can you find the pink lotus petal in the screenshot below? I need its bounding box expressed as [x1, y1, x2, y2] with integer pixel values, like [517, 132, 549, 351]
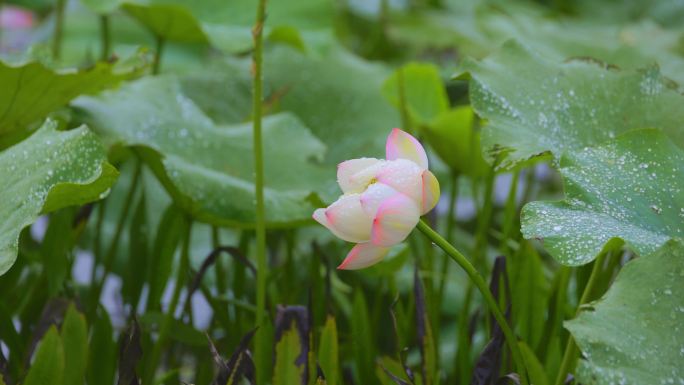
[313, 208, 346, 240]
[359, 182, 400, 217]
[385, 128, 428, 169]
[323, 194, 373, 243]
[421, 170, 440, 214]
[375, 159, 424, 204]
[337, 157, 382, 193]
[337, 242, 390, 270]
[371, 193, 420, 247]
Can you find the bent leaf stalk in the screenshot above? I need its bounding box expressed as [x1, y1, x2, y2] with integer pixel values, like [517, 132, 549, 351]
[415, 219, 529, 385]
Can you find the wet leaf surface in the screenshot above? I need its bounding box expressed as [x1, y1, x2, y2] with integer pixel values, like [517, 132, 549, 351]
[461, 41, 684, 169]
[0, 120, 117, 275]
[566, 240, 684, 385]
[74, 76, 330, 227]
[522, 129, 684, 265]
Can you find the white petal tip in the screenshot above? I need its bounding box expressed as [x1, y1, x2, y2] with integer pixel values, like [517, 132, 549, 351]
[385, 128, 429, 169]
[337, 243, 390, 270]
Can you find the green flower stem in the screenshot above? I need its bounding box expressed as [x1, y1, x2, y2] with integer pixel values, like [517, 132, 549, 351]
[99, 14, 111, 61]
[416, 219, 529, 385]
[143, 217, 192, 385]
[251, 0, 268, 383]
[554, 251, 608, 385]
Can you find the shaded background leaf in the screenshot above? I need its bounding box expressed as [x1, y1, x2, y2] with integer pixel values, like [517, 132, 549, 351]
[24, 326, 64, 385]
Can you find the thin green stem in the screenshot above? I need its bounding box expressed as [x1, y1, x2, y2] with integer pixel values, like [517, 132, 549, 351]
[99, 14, 110, 61]
[211, 226, 227, 295]
[416, 220, 529, 385]
[437, 172, 459, 302]
[554, 252, 608, 385]
[52, 0, 66, 60]
[455, 283, 474, 383]
[88, 162, 141, 319]
[89, 200, 107, 287]
[251, 0, 268, 383]
[500, 170, 520, 256]
[474, 165, 496, 268]
[521, 167, 536, 205]
[479, 165, 499, 337]
[152, 35, 165, 75]
[143, 218, 192, 385]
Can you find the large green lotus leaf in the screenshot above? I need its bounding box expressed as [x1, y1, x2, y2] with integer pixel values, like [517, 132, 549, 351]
[565, 240, 684, 385]
[0, 59, 140, 142]
[264, 45, 399, 165]
[391, 1, 684, 88]
[180, 45, 399, 165]
[0, 119, 118, 275]
[74, 76, 330, 227]
[522, 130, 684, 265]
[460, 41, 684, 169]
[570, 0, 684, 27]
[119, 0, 334, 53]
[81, 0, 121, 14]
[122, 2, 208, 43]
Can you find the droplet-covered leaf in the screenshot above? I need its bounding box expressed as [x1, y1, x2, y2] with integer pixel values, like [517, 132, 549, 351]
[566, 240, 684, 385]
[0, 120, 118, 275]
[74, 76, 329, 227]
[460, 41, 684, 169]
[522, 129, 684, 265]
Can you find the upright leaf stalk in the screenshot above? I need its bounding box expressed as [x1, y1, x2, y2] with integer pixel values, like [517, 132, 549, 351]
[52, 0, 66, 59]
[554, 251, 609, 385]
[251, 0, 268, 383]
